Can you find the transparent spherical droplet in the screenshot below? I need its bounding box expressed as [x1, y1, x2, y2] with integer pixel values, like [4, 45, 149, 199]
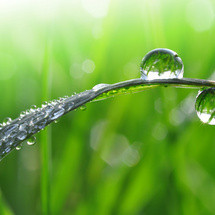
[16, 145, 22, 150]
[20, 111, 26, 118]
[140, 48, 184, 80]
[42, 101, 48, 108]
[27, 136, 36, 146]
[195, 88, 215, 125]
[31, 105, 37, 109]
[30, 105, 37, 112]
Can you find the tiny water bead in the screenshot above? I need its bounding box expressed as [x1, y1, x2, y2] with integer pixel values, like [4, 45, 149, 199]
[79, 105, 87, 111]
[16, 145, 22, 150]
[140, 48, 184, 80]
[195, 88, 215, 125]
[27, 136, 36, 146]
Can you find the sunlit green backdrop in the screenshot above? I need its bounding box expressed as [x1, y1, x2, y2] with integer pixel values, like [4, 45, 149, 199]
[0, 0, 215, 214]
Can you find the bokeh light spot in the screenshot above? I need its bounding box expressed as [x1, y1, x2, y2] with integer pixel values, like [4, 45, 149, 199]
[186, 0, 214, 32]
[82, 59, 95, 74]
[81, 0, 110, 18]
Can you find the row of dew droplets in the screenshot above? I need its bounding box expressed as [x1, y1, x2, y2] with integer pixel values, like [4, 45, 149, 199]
[0, 117, 19, 154]
[0, 94, 76, 157]
[2, 112, 36, 151]
[1, 48, 214, 157]
[0, 117, 12, 129]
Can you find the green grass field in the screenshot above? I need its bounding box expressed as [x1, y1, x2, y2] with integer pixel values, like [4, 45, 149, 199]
[0, 0, 215, 214]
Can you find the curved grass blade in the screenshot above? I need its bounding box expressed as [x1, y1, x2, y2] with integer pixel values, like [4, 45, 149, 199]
[0, 77, 215, 161]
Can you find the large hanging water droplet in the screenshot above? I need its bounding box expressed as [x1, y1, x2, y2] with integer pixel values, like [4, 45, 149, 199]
[195, 88, 215, 125]
[140, 48, 184, 80]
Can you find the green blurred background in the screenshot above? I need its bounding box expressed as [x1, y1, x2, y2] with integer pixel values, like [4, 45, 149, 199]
[0, 0, 215, 214]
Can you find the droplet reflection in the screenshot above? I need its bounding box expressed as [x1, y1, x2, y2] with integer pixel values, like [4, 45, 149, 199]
[195, 88, 215, 125]
[140, 48, 184, 80]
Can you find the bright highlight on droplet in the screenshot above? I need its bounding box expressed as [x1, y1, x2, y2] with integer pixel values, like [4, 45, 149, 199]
[195, 88, 215, 125]
[140, 48, 184, 80]
[27, 136, 36, 146]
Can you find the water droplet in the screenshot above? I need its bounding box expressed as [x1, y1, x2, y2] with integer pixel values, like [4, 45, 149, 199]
[80, 105, 87, 111]
[19, 123, 28, 131]
[3, 117, 12, 125]
[140, 48, 184, 80]
[49, 107, 65, 120]
[93, 83, 109, 91]
[31, 105, 37, 109]
[42, 101, 48, 108]
[58, 97, 65, 102]
[16, 145, 22, 150]
[195, 88, 215, 125]
[17, 131, 27, 140]
[20, 111, 26, 118]
[27, 136, 36, 146]
[43, 104, 54, 118]
[30, 105, 37, 112]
